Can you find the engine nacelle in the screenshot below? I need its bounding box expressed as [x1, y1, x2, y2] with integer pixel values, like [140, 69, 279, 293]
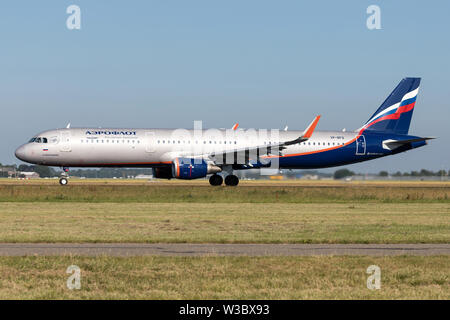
[172, 158, 221, 180]
[152, 167, 173, 179]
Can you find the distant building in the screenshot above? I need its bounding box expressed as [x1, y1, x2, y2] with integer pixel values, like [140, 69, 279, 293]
[19, 172, 40, 179]
[135, 174, 153, 180]
[301, 174, 319, 180]
[0, 166, 17, 178]
[269, 175, 284, 180]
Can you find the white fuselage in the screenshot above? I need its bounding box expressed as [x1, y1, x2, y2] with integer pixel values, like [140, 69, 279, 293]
[15, 127, 357, 168]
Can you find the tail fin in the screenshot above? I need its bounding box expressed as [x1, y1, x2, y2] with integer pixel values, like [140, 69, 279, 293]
[359, 77, 420, 135]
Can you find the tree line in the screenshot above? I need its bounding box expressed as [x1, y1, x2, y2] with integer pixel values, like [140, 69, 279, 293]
[1, 163, 448, 179]
[333, 168, 448, 180]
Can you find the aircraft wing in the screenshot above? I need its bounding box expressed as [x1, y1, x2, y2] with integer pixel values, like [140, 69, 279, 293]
[207, 115, 321, 163]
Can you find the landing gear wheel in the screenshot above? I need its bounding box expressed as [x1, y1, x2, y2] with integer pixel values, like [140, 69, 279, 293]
[209, 174, 223, 186]
[59, 177, 68, 186]
[224, 175, 239, 186]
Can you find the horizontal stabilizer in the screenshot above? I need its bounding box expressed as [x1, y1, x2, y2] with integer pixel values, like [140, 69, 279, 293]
[382, 137, 435, 150]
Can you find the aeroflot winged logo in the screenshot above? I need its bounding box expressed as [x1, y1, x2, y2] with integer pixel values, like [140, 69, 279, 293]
[85, 130, 137, 135]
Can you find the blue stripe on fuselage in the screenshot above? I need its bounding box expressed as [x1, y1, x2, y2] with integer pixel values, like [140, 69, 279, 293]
[271, 132, 424, 169]
[277, 140, 370, 169]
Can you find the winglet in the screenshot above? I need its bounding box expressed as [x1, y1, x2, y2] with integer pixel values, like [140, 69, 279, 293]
[232, 123, 239, 130]
[283, 115, 321, 146]
[302, 115, 321, 138]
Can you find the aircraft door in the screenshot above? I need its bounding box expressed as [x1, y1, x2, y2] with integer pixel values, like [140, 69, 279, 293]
[145, 131, 156, 153]
[59, 131, 71, 152]
[356, 135, 366, 155]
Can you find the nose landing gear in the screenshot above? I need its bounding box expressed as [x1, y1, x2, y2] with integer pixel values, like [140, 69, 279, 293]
[59, 167, 70, 186]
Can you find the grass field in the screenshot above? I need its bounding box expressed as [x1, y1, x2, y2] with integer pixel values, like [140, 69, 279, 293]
[0, 202, 448, 243]
[0, 255, 448, 299]
[0, 182, 449, 203]
[0, 181, 448, 243]
[0, 180, 448, 299]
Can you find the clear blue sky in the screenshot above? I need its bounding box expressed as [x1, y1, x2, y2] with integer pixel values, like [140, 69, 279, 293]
[1, 0, 449, 172]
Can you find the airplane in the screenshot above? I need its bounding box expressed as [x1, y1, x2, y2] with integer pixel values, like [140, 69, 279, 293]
[15, 77, 433, 186]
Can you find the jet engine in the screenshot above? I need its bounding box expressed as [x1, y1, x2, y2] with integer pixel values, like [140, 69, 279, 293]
[172, 158, 221, 179]
[152, 167, 173, 179]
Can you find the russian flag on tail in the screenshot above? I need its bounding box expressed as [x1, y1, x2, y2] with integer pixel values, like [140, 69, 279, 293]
[359, 78, 420, 135]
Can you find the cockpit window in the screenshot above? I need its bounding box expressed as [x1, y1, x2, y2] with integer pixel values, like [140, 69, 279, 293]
[29, 137, 49, 143]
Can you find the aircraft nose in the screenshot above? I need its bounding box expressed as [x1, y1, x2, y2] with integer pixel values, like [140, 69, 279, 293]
[15, 145, 28, 161]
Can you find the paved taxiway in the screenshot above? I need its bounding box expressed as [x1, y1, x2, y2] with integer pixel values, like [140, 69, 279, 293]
[0, 243, 448, 256]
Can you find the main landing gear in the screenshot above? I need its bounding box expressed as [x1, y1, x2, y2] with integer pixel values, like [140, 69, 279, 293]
[209, 174, 223, 186]
[209, 174, 239, 186]
[59, 167, 69, 186]
[224, 175, 239, 186]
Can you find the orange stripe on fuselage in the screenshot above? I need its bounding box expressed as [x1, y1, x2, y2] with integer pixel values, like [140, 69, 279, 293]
[76, 161, 173, 166]
[264, 137, 357, 159]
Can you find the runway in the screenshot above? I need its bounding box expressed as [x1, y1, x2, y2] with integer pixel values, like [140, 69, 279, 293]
[0, 243, 448, 256]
